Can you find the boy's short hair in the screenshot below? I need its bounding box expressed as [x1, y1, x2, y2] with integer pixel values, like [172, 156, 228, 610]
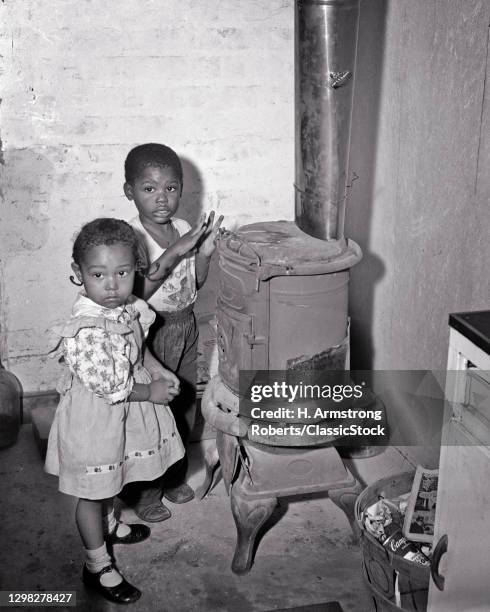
[124, 143, 183, 184]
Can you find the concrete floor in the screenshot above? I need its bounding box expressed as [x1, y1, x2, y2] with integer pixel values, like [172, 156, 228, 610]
[1, 425, 424, 612]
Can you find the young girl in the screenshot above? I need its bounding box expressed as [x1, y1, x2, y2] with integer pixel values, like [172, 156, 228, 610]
[44, 218, 204, 604]
[123, 143, 223, 521]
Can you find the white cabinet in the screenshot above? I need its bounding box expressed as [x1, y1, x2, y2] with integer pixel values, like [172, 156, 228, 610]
[428, 312, 490, 612]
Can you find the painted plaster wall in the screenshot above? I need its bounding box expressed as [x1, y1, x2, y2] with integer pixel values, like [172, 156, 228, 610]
[347, 0, 490, 371]
[0, 0, 294, 391]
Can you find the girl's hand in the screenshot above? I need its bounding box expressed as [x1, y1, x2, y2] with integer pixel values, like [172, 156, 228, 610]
[144, 350, 180, 392]
[198, 211, 224, 258]
[149, 365, 180, 394]
[148, 379, 180, 404]
[171, 213, 208, 258]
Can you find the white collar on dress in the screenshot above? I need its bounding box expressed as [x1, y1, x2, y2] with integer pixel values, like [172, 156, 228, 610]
[71, 292, 135, 321]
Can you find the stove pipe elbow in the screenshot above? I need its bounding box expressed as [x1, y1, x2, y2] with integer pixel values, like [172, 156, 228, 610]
[294, 0, 360, 241]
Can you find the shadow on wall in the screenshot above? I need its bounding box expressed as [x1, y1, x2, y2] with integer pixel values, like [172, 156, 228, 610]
[0, 147, 54, 357]
[0, 147, 54, 388]
[346, 0, 388, 369]
[178, 156, 220, 315]
[179, 156, 205, 226]
[0, 148, 53, 256]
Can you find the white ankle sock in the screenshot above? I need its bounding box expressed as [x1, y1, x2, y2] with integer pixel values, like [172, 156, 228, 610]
[103, 509, 131, 538]
[84, 544, 122, 587]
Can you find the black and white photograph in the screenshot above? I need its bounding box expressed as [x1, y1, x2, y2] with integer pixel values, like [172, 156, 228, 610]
[0, 1, 489, 611]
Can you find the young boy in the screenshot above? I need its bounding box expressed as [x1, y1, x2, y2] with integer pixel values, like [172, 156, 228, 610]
[122, 143, 223, 522]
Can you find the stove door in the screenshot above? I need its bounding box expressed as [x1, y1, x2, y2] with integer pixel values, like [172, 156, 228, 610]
[217, 299, 267, 394]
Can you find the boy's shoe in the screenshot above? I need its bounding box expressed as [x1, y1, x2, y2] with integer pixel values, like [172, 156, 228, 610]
[82, 564, 141, 605]
[134, 501, 172, 523]
[107, 523, 151, 545]
[163, 482, 195, 504]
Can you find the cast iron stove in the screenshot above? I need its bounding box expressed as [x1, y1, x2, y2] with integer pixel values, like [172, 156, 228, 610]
[198, 0, 366, 574]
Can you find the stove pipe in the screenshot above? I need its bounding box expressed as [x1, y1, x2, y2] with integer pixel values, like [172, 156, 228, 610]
[295, 0, 360, 241]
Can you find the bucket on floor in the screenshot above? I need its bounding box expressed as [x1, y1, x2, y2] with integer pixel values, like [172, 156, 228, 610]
[355, 472, 430, 611]
[0, 361, 21, 449]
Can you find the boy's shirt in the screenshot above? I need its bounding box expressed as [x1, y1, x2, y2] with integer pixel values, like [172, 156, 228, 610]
[129, 215, 197, 313]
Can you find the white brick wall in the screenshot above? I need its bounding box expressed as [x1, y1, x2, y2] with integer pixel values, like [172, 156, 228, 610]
[2, 0, 489, 394]
[0, 0, 295, 391]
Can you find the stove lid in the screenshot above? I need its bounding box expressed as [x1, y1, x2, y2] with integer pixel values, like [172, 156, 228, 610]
[218, 220, 362, 280]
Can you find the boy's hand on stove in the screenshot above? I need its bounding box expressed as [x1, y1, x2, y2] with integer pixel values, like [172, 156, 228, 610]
[170, 213, 208, 258]
[198, 211, 224, 258]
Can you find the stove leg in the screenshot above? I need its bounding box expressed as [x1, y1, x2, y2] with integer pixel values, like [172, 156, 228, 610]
[230, 477, 277, 575]
[328, 479, 364, 539]
[195, 441, 220, 500]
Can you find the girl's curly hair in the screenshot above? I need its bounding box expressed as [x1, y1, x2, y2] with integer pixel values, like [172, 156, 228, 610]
[72, 218, 149, 273]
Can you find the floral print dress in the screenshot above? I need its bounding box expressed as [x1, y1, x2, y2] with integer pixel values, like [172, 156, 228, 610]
[44, 293, 184, 500]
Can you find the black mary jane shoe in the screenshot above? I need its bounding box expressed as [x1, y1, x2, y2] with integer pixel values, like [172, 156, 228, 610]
[82, 564, 141, 604]
[107, 522, 151, 545]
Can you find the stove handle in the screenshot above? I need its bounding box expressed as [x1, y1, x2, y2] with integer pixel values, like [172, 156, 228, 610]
[245, 314, 267, 347]
[244, 333, 267, 347]
[223, 232, 261, 265]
